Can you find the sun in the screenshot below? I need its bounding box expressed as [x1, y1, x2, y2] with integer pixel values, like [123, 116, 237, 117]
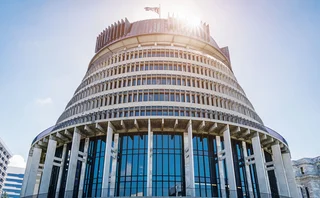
[185, 16, 201, 28]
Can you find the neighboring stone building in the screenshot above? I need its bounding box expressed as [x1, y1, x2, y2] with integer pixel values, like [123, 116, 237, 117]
[293, 156, 320, 198]
[0, 138, 12, 196]
[2, 166, 25, 198]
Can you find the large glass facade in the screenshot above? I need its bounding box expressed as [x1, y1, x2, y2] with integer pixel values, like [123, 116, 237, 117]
[115, 134, 147, 196]
[152, 132, 185, 196]
[193, 134, 221, 197]
[231, 139, 249, 198]
[83, 136, 106, 197]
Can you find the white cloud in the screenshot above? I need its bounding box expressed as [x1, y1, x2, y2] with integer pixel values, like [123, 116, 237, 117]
[35, 97, 53, 105]
[9, 155, 26, 168]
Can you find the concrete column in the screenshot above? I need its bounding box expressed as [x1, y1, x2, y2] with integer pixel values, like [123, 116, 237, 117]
[222, 125, 237, 198]
[241, 141, 254, 198]
[184, 120, 195, 196]
[64, 128, 81, 198]
[147, 119, 153, 196]
[78, 137, 90, 198]
[25, 147, 42, 197]
[271, 143, 290, 197]
[216, 136, 226, 198]
[101, 122, 114, 197]
[251, 134, 270, 195]
[109, 133, 119, 196]
[261, 148, 271, 193]
[21, 149, 34, 197]
[282, 152, 299, 198]
[39, 138, 57, 195]
[55, 144, 67, 198]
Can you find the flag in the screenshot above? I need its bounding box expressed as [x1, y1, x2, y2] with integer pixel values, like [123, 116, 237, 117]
[144, 6, 160, 16]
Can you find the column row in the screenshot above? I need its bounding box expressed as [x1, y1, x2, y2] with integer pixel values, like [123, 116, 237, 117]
[21, 122, 298, 198]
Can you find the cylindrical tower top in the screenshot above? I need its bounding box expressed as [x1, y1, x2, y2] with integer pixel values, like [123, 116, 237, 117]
[94, 17, 232, 70]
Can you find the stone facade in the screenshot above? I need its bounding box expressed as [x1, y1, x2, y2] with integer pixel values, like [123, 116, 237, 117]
[293, 156, 320, 198]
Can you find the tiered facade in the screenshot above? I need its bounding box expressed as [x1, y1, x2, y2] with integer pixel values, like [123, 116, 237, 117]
[21, 17, 298, 198]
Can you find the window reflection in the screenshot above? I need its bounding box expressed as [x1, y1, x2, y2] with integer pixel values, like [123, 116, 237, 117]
[152, 133, 185, 196]
[83, 136, 106, 198]
[193, 134, 221, 197]
[231, 140, 249, 198]
[116, 134, 147, 196]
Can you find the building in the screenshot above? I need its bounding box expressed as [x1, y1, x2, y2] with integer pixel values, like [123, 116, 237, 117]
[21, 17, 299, 198]
[2, 166, 25, 198]
[0, 138, 12, 196]
[293, 156, 320, 198]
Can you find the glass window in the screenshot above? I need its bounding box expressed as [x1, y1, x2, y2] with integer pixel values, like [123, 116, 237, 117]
[152, 133, 185, 196]
[138, 94, 142, 102]
[144, 93, 148, 101]
[231, 139, 249, 197]
[83, 137, 106, 197]
[165, 94, 169, 101]
[133, 94, 137, 102]
[193, 135, 221, 197]
[152, 79, 157, 85]
[181, 95, 185, 102]
[158, 93, 164, 101]
[170, 93, 175, 102]
[186, 95, 190, 103]
[116, 134, 147, 196]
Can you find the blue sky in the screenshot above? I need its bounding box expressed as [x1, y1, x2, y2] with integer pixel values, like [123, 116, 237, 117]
[0, 0, 319, 166]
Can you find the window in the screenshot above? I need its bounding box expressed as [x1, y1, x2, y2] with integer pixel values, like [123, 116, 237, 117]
[138, 94, 142, 102]
[305, 187, 310, 198]
[83, 137, 106, 197]
[301, 188, 304, 198]
[193, 135, 221, 197]
[300, 167, 305, 174]
[152, 133, 185, 196]
[115, 134, 147, 196]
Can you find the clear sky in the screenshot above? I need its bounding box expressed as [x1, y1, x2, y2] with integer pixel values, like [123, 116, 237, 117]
[0, 0, 319, 166]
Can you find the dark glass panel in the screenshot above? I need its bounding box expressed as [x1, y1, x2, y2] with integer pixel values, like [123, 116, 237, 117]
[152, 132, 185, 196]
[83, 136, 106, 198]
[115, 133, 147, 196]
[193, 134, 221, 197]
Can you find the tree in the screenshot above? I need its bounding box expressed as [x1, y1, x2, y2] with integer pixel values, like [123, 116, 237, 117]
[1, 191, 8, 198]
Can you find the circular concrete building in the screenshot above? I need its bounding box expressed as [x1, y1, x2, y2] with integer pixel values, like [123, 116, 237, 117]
[21, 17, 298, 198]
